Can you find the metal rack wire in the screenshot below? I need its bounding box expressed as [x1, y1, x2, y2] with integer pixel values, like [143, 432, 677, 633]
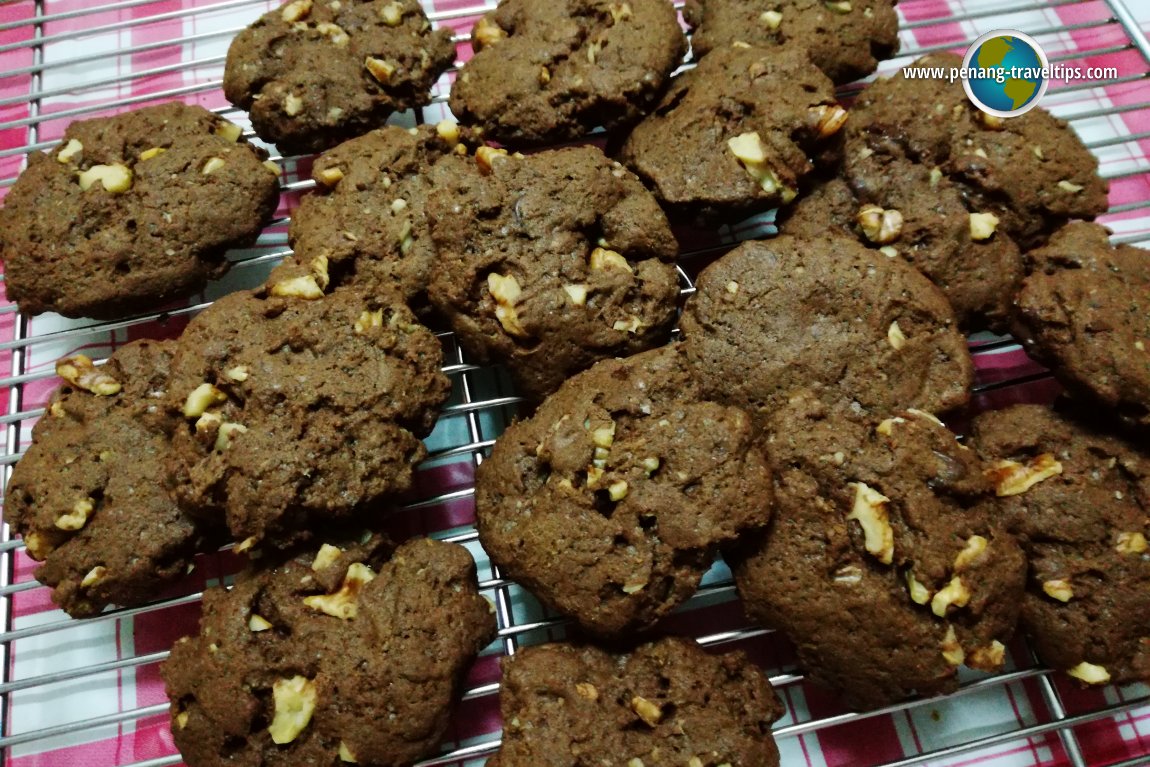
[1, 0, 1149, 765]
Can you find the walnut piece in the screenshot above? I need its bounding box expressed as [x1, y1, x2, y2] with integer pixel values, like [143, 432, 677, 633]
[1042, 578, 1073, 602]
[1116, 531, 1148, 555]
[562, 284, 588, 305]
[283, 93, 304, 117]
[968, 640, 1006, 669]
[856, 205, 903, 244]
[905, 571, 931, 605]
[302, 562, 376, 619]
[476, 145, 509, 174]
[56, 139, 83, 163]
[759, 10, 782, 29]
[630, 696, 663, 726]
[930, 575, 970, 617]
[316, 166, 345, 186]
[487, 273, 529, 338]
[985, 454, 1062, 496]
[56, 354, 121, 395]
[887, 321, 907, 350]
[249, 614, 273, 632]
[473, 16, 506, 49]
[312, 543, 343, 571]
[56, 497, 95, 531]
[379, 0, 403, 25]
[589, 247, 633, 274]
[78, 163, 133, 193]
[807, 104, 849, 139]
[214, 120, 243, 142]
[953, 535, 988, 571]
[139, 147, 166, 161]
[846, 481, 894, 565]
[268, 676, 318, 744]
[81, 565, 106, 588]
[364, 56, 396, 83]
[969, 212, 999, 240]
[182, 383, 226, 418]
[726, 132, 797, 202]
[281, 0, 312, 22]
[1067, 661, 1110, 684]
[201, 157, 226, 175]
[940, 624, 964, 666]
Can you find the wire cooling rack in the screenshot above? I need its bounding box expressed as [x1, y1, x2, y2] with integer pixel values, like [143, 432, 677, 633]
[1, 0, 1150, 765]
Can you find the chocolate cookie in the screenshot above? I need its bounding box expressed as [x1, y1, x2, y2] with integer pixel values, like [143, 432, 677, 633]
[684, 0, 900, 84]
[730, 395, 1027, 709]
[0, 103, 280, 320]
[163, 535, 496, 767]
[971, 404, 1150, 686]
[680, 236, 973, 427]
[849, 53, 1108, 248]
[490, 637, 784, 767]
[1012, 222, 1150, 430]
[285, 121, 475, 312]
[223, 0, 455, 154]
[449, 0, 687, 146]
[166, 277, 450, 549]
[476, 345, 772, 637]
[6, 342, 212, 617]
[618, 43, 846, 221]
[426, 145, 679, 402]
[779, 156, 1024, 333]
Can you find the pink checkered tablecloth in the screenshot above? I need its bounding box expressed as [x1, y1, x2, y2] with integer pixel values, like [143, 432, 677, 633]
[0, 1, 1149, 766]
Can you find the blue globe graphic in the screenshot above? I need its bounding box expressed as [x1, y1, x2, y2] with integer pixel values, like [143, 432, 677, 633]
[966, 35, 1045, 114]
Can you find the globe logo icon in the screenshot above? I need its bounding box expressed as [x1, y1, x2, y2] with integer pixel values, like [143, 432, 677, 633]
[962, 30, 1049, 117]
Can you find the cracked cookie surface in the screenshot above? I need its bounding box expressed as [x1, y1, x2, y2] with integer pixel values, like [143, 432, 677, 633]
[166, 283, 450, 548]
[680, 235, 972, 426]
[618, 43, 846, 222]
[684, 0, 900, 84]
[6, 340, 213, 617]
[449, 0, 687, 146]
[971, 404, 1150, 686]
[847, 52, 1108, 248]
[1012, 222, 1150, 430]
[163, 535, 496, 767]
[283, 122, 477, 313]
[224, 0, 455, 154]
[0, 103, 280, 319]
[476, 345, 772, 637]
[489, 637, 785, 767]
[730, 394, 1026, 709]
[426, 145, 679, 402]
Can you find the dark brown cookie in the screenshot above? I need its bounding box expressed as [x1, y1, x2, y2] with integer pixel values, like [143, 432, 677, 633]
[730, 394, 1027, 709]
[6, 341, 213, 617]
[166, 279, 450, 549]
[163, 535, 496, 767]
[683, 0, 900, 84]
[223, 0, 455, 155]
[970, 404, 1150, 686]
[618, 43, 846, 221]
[680, 235, 973, 427]
[448, 0, 687, 146]
[476, 345, 772, 637]
[426, 145, 680, 402]
[849, 52, 1108, 248]
[780, 155, 1024, 333]
[0, 103, 280, 320]
[284, 121, 476, 312]
[489, 637, 785, 767]
[1012, 222, 1150, 430]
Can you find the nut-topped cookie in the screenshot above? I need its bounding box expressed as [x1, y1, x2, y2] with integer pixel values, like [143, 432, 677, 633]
[476, 345, 772, 637]
[0, 103, 280, 320]
[1012, 222, 1150, 430]
[223, 0, 456, 154]
[779, 162, 1024, 333]
[684, 0, 900, 84]
[426, 145, 680, 402]
[163, 535, 496, 767]
[165, 277, 450, 549]
[489, 637, 785, 767]
[449, 0, 687, 146]
[730, 394, 1027, 709]
[680, 235, 973, 427]
[617, 43, 846, 222]
[848, 52, 1108, 248]
[285, 121, 476, 312]
[6, 341, 214, 617]
[971, 404, 1150, 686]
